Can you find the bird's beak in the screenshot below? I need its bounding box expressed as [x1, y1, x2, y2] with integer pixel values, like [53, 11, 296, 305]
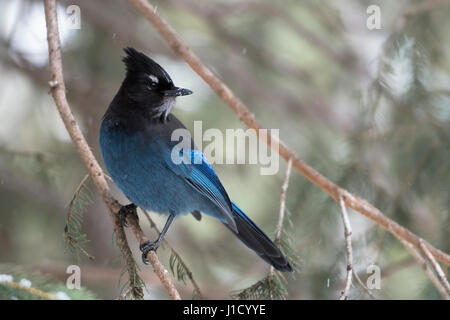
[163, 87, 193, 97]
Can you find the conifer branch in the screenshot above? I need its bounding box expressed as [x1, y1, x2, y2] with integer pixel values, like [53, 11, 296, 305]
[0, 264, 97, 300]
[64, 174, 94, 260]
[1, 281, 57, 300]
[127, 0, 450, 268]
[43, 0, 179, 300]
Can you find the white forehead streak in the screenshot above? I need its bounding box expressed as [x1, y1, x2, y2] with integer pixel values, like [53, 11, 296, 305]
[148, 74, 159, 83]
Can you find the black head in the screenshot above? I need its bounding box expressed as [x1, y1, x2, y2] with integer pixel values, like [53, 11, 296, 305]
[119, 47, 192, 119]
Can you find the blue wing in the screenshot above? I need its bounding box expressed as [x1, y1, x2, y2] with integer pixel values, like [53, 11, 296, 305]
[165, 149, 237, 232]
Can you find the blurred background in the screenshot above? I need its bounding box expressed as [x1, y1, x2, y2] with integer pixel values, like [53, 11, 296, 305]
[0, 0, 449, 299]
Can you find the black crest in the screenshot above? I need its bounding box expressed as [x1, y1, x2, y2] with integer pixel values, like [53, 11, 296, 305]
[122, 47, 173, 86]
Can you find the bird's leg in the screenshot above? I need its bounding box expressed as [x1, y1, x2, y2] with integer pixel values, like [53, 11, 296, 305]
[118, 203, 138, 227]
[140, 213, 175, 264]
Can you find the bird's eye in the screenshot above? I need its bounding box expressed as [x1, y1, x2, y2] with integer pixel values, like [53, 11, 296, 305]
[148, 74, 159, 89]
[146, 81, 158, 91]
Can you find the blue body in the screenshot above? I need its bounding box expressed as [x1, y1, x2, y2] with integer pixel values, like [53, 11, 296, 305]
[99, 113, 231, 225]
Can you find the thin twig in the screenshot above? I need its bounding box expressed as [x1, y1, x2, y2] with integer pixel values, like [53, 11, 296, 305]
[401, 239, 449, 300]
[338, 195, 353, 300]
[141, 210, 203, 299]
[353, 271, 376, 299]
[274, 157, 293, 244]
[63, 234, 94, 260]
[128, 0, 450, 267]
[267, 157, 293, 299]
[419, 240, 450, 296]
[43, 0, 180, 300]
[269, 157, 293, 279]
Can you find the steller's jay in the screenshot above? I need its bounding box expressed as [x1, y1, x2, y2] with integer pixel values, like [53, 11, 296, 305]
[99, 48, 292, 272]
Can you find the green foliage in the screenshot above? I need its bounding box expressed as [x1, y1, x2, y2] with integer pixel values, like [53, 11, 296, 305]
[230, 272, 288, 300]
[118, 263, 145, 300]
[169, 253, 188, 285]
[0, 264, 96, 300]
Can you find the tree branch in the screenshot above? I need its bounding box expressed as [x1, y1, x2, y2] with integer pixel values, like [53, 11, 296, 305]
[127, 0, 450, 268]
[43, 0, 180, 300]
[141, 209, 203, 298]
[400, 239, 449, 300]
[419, 240, 450, 296]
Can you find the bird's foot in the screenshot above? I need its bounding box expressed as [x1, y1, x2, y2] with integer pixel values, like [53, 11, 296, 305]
[118, 203, 138, 227]
[139, 240, 161, 264]
[138, 214, 174, 264]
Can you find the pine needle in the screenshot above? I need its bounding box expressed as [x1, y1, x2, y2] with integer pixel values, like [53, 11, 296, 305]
[64, 174, 94, 260]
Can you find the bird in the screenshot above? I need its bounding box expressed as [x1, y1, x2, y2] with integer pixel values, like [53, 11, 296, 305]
[99, 47, 293, 272]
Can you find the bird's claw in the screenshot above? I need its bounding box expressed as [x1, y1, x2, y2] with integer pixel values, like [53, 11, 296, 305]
[139, 240, 160, 264]
[118, 203, 138, 227]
